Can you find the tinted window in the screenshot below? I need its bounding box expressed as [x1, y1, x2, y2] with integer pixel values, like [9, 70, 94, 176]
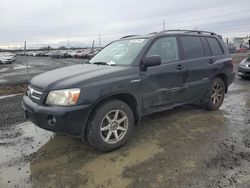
[201, 37, 212, 56]
[146, 37, 179, 63]
[180, 36, 204, 59]
[207, 37, 224, 56]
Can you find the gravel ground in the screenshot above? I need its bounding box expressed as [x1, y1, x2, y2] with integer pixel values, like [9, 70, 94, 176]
[0, 95, 24, 127]
[0, 53, 250, 188]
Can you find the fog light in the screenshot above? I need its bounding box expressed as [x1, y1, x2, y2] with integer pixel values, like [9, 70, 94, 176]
[48, 116, 56, 126]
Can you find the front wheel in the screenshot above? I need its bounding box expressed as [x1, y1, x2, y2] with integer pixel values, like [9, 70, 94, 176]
[86, 100, 134, 152]
[201, 78, 225, 111]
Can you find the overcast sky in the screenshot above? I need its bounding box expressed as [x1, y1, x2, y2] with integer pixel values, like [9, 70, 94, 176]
[0, 0, 250, 48]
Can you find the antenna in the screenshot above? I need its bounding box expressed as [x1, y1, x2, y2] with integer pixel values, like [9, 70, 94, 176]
[24, 41, 30, 82]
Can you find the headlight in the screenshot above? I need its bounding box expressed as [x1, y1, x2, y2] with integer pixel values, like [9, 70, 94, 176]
[46, 88, 81, 106]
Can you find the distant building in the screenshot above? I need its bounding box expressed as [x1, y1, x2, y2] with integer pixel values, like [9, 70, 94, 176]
[233, 36, 250, 48]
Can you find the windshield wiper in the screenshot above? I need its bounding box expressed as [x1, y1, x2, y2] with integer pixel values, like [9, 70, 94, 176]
[93, 62, 108, 65]
[92, 61, 116, 66]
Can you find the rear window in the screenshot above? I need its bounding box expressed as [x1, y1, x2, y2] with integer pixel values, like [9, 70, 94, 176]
[180, 36, 204, 59]
[206, 37, 224, 56]
[201, 37, 212, 56]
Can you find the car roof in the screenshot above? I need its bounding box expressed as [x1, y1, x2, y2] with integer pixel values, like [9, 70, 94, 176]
[119, 30, 221, 40]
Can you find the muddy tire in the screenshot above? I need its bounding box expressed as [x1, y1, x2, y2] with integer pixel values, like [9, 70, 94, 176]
[201, 77, 225, 111]
[86, 100, 134, 152]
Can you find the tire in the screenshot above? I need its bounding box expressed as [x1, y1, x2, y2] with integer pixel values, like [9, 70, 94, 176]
[201, 77, 225, 111]
[86, 100, 134, 152]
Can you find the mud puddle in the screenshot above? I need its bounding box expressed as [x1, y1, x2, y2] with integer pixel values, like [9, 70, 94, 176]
[0, 122, 53, 187]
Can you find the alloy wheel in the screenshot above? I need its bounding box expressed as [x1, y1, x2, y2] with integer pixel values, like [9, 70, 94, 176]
[211, 81, 224, 105]
[100, 109, 128, 144]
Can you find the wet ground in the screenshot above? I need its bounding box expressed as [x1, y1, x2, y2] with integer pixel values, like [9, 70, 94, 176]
[1, 54, 250, 188]
[0, 56, 87, 86]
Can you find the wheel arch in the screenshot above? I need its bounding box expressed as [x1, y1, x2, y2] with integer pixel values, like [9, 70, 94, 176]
[81, 92, 139, 139]
[213, 73, 228, 93]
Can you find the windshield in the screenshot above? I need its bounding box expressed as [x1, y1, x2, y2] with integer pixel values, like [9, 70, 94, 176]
[89, 38, 148, 65]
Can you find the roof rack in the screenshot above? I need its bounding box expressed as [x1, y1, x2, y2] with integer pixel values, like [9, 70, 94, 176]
[120, 35, 139, 39]
[158, 30, 217, 36]
[148, 32, 158, 35]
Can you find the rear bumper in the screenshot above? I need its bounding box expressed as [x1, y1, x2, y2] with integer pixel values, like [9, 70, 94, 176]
[22, 96, 91, 136]
[238, 65, 250, 77]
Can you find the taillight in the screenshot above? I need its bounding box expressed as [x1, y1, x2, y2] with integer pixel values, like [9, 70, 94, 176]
[228, 59, 235, 71]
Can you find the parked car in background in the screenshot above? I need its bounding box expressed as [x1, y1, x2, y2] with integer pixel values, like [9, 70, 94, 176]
[238, 54, 250, 78]
[64, 50, 76, 58]
[227, 45, 236, 53]
[0, 53, 16, 64]
[236, 47, 248, 53]
[23, 30, 235, 151]
[0, 52, 15, 64]
[74, 50, 85, 58]
[51, 51, 65, 59]
[86, 50, 99, 59]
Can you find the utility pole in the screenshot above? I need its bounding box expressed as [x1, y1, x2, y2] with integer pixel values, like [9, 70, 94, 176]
[99, 33, 102, 47]
[67, 38, 70, 49]
[91, 40, 95, 52]
[163, 20, 166, 31]
[24, 41, 30, 81]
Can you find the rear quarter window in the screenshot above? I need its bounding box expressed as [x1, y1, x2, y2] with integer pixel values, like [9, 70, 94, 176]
[180, 36, 204, 59]
[201, 37, 212, 56]
[206, 37, 224, 56]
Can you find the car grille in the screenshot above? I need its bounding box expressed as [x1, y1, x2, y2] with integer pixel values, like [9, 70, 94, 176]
[27, 85, 43, 103]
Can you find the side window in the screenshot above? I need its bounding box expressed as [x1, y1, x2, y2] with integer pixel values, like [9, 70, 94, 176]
[206, 37, 224, 56]
[180, 36, 204, 59]
[201, 37, 212, 56]
[146, 37, 179, 63]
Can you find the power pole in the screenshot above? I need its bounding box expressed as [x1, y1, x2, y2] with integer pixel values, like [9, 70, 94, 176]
[163, 20, 166, 31]
[67, 38, 70, 49]
[24, 41, 30, 81]
[99, 33, 102, 47]
[91, 40, 95, 52]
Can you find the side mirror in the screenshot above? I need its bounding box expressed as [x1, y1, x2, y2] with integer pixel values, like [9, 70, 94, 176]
[143, 55, 161, 68]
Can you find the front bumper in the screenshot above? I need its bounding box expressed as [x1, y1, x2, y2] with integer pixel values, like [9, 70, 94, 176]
[22, 95, 91, 136]
[238, 65, 250, 77]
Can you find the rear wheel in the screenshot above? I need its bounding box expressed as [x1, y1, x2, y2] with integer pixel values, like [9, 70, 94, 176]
[201, 78, 225, 111]
[86, 100, 134, 152]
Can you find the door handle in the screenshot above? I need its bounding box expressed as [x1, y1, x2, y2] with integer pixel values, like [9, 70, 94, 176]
[208, 59, 215, 64]
[176, 64, 184, 70]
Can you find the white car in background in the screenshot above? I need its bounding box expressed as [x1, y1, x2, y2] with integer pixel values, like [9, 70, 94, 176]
[0, 52, 16, 64]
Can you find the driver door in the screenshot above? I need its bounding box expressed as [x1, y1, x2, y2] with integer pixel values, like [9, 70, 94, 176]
[141, 36, 185, 114]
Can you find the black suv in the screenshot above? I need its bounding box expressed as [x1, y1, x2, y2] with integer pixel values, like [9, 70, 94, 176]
[23, 30, 235, 151]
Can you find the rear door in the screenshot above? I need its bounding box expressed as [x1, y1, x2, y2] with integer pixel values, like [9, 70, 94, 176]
[141, 36, 186, 114]
[178, 35, 218, 101]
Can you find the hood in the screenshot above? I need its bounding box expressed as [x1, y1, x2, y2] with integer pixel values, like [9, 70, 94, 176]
[31, 64, 131, 90]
